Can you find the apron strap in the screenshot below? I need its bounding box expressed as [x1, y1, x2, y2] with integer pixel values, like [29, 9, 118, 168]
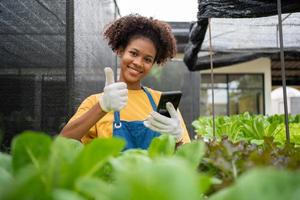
[114, 111, 122, 128]
[114, 86, 157, 127]
[141, 86, 157, 111]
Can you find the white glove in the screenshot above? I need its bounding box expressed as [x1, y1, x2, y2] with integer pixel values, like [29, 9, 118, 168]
[99, 67, 128, 112]
[144, 102, 183, 141]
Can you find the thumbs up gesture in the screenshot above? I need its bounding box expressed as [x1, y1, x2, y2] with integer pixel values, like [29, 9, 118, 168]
[99, 67, 128, 112]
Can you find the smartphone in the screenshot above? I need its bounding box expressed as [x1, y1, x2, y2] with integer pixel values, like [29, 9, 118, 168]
[156, 91, 182, 117]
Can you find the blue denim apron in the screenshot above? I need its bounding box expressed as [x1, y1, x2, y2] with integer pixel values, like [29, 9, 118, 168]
[113, 86, 160, 150]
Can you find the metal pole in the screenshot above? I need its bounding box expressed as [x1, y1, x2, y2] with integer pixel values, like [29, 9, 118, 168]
[277, 0, 290, 144]
[114, 2, 118, 81]
[66, 0, 75, 118]
[208, 18, 216, 138]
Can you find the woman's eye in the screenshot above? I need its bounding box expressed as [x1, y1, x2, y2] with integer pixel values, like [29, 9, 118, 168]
[145, 58, 153, 63]
[130, 51, 137, 56]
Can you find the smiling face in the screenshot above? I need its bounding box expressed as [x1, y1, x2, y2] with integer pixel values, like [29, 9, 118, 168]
[118, 36, 157, 90]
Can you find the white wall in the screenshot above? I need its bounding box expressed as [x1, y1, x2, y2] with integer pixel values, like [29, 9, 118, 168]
[200, 57, 272, 115]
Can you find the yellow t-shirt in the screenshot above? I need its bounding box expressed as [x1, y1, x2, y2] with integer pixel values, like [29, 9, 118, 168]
[68, 87, 191, 144]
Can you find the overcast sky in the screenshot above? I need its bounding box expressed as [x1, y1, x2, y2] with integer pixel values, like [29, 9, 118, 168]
[116, 0, 198, 22]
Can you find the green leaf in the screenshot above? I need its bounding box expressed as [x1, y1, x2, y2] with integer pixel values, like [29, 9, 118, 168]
[46, 136, 84, 189]
[110, 157, 203, 200]
[122, 148, 149, 156]
[52, 189, 85, 200]
[11, 131, 52, 173]
[0, 153, 13, 197]
[209, 168, 300, 200]
[198, 174, 216, 195]
[110, 150, 152, 173]
[1, 165, 50, 200]
[250, 139, 264, 145]
[253, 118, 264, 138]
[175, 140, 205, 169]
[0, 152, 12, 173]
[76, 177, 111, 200]
[148, 134, 176, 158]
[266, 122, 280, 137]
[51, 136, 83, 163]
[73, 137, 125, 177]
[0, 167, 14, 197]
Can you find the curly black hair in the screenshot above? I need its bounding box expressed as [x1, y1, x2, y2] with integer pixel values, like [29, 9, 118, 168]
[103, 14, 177, 65]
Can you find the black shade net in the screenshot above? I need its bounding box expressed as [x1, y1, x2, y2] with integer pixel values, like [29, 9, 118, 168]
[184, 0, 300, 71]
[0, 0, 117, 151]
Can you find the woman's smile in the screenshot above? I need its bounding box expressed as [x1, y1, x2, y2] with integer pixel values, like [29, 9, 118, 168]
[127, 65, 143, 74]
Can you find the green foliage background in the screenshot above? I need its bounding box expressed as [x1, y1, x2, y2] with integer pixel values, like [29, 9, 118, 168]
[1, 128, 300, 200]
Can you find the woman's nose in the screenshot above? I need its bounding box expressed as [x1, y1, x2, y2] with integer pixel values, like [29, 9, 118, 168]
[133, 57, 143, 66]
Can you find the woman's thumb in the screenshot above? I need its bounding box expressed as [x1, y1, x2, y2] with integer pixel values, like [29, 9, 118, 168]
[166, 102, 178, 118]
[104, 67, 115, 86]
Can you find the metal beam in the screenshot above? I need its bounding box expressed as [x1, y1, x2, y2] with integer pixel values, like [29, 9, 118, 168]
[66, 0, 74, 119]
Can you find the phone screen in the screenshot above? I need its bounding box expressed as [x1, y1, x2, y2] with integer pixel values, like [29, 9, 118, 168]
[156, 91, 182, 117]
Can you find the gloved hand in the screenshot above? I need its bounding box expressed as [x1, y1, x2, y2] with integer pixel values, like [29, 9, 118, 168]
[99, 67, 128, 112]
[143, 102, 183, 141]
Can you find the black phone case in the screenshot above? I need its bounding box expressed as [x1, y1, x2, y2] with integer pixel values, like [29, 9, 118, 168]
[156, 91, 182, 117]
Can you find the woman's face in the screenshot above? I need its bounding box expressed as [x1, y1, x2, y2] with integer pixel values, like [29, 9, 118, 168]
[118, 36, 157, 89]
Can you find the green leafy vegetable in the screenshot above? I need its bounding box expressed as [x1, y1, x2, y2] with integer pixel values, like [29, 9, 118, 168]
[148, 134, 175, 157]
[209, 168, 300, 200]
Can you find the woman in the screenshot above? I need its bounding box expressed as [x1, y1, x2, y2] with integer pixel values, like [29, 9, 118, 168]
[60, 14, 190, 149]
